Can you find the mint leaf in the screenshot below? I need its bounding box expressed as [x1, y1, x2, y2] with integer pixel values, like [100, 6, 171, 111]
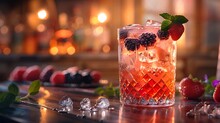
[114, 87, 120, 98]
[0, 92, 16, 108]
[95, 83, 120, 98]
[173, 15, 188, 24]
[161, 20, 172, 31]
[28, 80, 40, 95]
[95, 87, 104, 95]
[104, 86, 115, 97]
[160, 13, 172, 20]
[8, 83, 19, 96]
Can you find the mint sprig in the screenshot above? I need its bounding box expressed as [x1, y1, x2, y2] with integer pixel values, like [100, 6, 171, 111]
[0, 92, 16, 108]
[95, 83, 120, 98]
[160, 13, 188, 31]
[8, 83, 19, 96]
[204, 76, 216, 96]
[0, 80, 41, 108]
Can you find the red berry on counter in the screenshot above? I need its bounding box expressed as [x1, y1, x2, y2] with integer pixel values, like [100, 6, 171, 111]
[23, 65, 41, 81]
[40, 65, 55, 82]
[50, 71, 65, 85]
[9, 66, 27, 82]
[91, 70, 101, 83]
[213, 84, 220, 103]
[179, 75, 205, 99]
[168, 24, 184, 41]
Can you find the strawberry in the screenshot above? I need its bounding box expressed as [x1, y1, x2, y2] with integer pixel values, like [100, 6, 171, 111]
[213, 84, 220, 103]
[40, 65, 55, 82]
[9, 66, 27, 82]
[50, 71, 65, 85]
[168, 24, 184, 41]
[159, 13, 188, 41]
[179, 75, 205, 99]
[91, 70, 101, 83]
[23, 65, 41, 81]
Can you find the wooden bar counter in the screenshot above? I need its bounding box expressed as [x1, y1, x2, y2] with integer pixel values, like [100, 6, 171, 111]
[0, 83, 220, 123]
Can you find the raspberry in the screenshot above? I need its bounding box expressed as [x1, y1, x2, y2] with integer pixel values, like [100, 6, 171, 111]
[124, 38, 140, 51]
[157, 30, 169, 40]
[119, 29, 128, 39]
[50, 71, 65, 85]
[139, 33, 156, 47]
[91, 70, 101, 83]
[23, 65, 41, 81]
[9, 66, 27, 82]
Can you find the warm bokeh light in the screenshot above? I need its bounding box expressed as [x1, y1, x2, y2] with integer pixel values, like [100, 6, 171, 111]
[15, 24, 24, 33]
[67, 46, 76, 55]
[99, 79, 109, 85]
[37, 24, 46, 32]
[38, 9, 48, 20]
[0, 26, 9, 34]
[102, 44, 110, 53]
[67, 47, 76, 55]
[50, 47, 58, 55]
[55, 30, 72, 38]
[93, 26, 103, 36]
[90, 16, 99, 25]
[98, 12, 107, 23]
[3, 47, 11, 55]
[59, 13, 68, 27]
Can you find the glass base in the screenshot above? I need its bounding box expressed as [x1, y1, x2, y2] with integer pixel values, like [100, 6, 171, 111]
[122, 102, 174, 108]
[120, 97, 175, 107]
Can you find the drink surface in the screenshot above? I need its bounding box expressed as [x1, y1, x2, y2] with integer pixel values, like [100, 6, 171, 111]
[118, 23, 176, 107]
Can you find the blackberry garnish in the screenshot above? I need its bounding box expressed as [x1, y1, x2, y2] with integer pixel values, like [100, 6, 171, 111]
[72, 72, 83, 84]
[139, 33, 156, 47]
[64, 72, 74, 83]
[119, 29, 128, 39]
[82, 72, 93, 84]
[124, 38, 140, 51]
[157, 30, 169, 40]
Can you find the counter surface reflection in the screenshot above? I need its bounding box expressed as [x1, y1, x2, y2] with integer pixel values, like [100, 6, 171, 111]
[0, 83, 219, 123]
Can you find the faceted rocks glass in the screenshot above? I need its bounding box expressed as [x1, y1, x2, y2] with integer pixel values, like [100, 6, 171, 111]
[118, 22, 176, 107]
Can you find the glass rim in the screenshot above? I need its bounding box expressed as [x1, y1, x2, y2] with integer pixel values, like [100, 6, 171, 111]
[118, 24, 161, 30]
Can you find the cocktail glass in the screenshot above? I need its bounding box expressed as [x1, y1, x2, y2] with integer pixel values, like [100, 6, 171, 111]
[118, 21, 176, 107]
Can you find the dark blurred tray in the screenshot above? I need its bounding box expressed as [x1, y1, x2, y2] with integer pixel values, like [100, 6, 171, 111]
[0, 81, 101, 89]
[41, 82, 100, 88]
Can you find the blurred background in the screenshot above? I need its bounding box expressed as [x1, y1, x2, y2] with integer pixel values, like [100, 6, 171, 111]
[0, 0, 219, 82]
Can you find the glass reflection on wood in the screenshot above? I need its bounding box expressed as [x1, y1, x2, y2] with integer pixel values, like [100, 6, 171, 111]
[119, 106, 174, 123]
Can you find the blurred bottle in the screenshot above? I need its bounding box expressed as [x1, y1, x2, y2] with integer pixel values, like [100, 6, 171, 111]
[49, 12, 76, 55]
[0, 12, 11, 55]
[49, 29, 75, 55]
[11, 23, 25, 54]
[36, 23, 53, 54]
[23, 31, 38, 55]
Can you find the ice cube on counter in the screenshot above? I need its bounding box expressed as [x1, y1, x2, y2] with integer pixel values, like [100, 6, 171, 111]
[58, 96, 73, 113]
[95, 97, 110, 109]
[80, 98, 92, 111]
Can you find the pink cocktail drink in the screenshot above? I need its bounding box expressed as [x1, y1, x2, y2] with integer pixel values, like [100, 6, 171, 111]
[118, 22, 176, 107]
